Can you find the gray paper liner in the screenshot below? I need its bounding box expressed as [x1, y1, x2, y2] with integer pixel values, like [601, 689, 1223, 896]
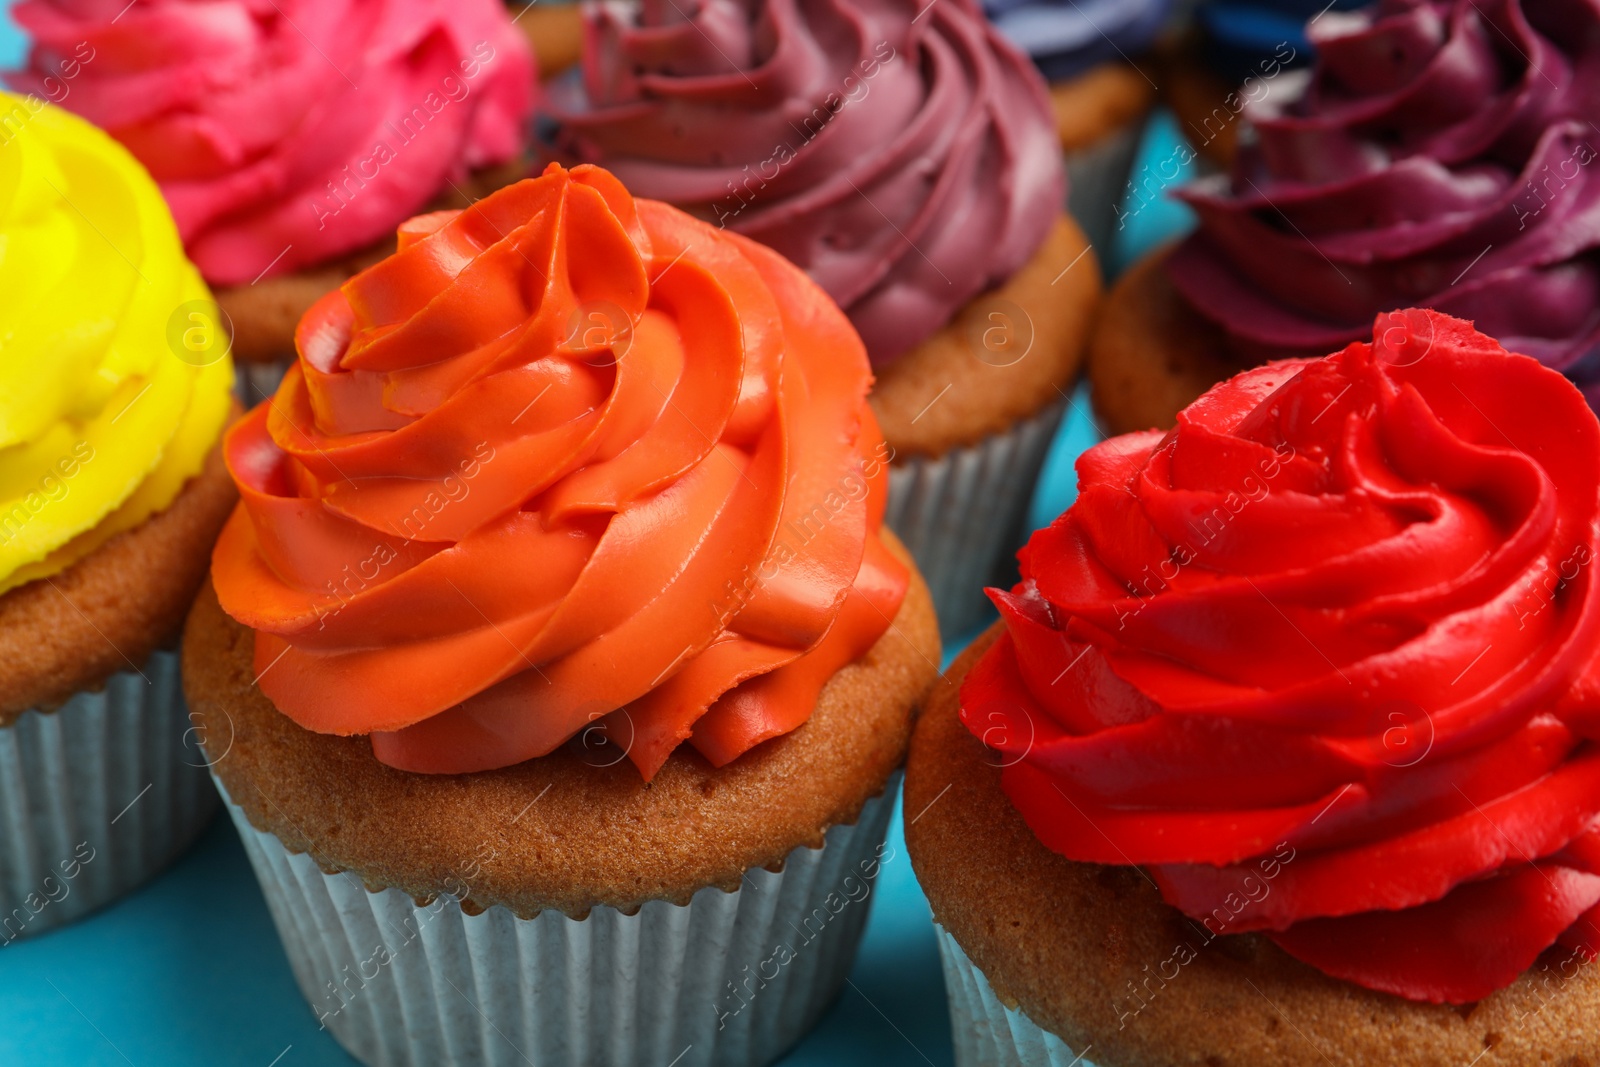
[235, 358, 292, 409]
[0, 650, 218, 943]
[936, 924, 1100, 1067]
[1065, 118, 1148, 268]
[887, 399, 1066, 639]
[220, 774, 901, 1067]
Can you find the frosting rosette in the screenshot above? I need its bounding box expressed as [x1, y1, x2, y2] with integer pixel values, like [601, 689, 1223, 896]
[983, 0, 1171, 80]
[9, 0, 534, 286]
[963, 309, 1600, 1003]
[0, 92, 233, 596]
[543, 0, 1063, 363]
[210, 163, 907, 781]
[1167, 0, 1600, 402]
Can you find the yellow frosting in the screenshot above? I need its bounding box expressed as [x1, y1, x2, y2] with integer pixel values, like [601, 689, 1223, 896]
[0, 92, 233, 595]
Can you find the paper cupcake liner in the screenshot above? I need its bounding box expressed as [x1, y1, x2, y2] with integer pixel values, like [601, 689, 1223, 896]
[0, 651, 218, 943]
[936, 923, 1101, 1067]
[1064, 118, 1149, 265]
[887, 399, 1066, 639]
[235, 358, 292, 409]
[219, 773, 902, 1067]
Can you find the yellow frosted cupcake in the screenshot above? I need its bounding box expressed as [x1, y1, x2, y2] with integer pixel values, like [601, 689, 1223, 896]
[0, 92, 237, 941]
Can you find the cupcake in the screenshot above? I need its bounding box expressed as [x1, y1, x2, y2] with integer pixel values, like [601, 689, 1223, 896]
[0, 92, 237, 941]
[544, 0, 1101, 637]
[1092, 0, 1600, 436]
[9, 0, 535, 405]
[909, 309, 1600, 1066]
[183, 163, 941, 1067]
[982, 0, 1172, 252]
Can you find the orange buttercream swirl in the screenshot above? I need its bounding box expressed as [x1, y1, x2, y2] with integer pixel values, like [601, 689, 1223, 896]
[210, 163, 907, 781]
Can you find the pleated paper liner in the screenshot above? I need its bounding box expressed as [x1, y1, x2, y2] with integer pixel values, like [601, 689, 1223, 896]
[886, 399, 1066, 640]
[1065, 118, 1150, 269]
[936, 923, 1099, 1067]
[219, 773, 903, 1067]
[0, 650, 218, 943]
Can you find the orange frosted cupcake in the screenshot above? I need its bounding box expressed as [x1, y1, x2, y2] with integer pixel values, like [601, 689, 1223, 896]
[184, 163, 939, 1067]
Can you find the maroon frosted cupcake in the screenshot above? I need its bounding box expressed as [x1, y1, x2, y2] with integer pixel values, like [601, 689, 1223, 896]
[1090, 0, 1600, 435]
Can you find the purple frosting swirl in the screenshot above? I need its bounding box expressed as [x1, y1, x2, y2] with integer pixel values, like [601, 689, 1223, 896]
[1166, 0, 1600, 399]
[544, 0, 1064, 364]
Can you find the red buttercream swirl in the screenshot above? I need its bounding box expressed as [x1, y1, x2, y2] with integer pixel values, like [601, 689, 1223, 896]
[963, 309, 1600, 1003]
[211, 163, 907, 781]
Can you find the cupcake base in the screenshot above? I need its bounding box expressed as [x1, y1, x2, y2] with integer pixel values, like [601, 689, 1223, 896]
[936, 924, 1094, 1067]
[186, 509, 938, 1067]
[1085, 247, 1245, 436]
[906, 628, 1600, 1067]
[184, 525, 937, 916]
[0, 430, 236, 941]
[0, 651, 217, 943]
[220, 776, 898, 1067]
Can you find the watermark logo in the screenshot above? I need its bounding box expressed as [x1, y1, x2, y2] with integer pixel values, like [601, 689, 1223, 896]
[968, 298, 1034, 368]
[564, 300, 634, 367]
[0, 841, 96, 947]
[182, 707, 235, 769]
[1364, 698, 1434, 769]
[0, 441, 95, 547]
[166, 300, 233, 367]
[1373, 308, 1433, 367]
[978, 704, 1036, 768]
[572, 707, 635, 769]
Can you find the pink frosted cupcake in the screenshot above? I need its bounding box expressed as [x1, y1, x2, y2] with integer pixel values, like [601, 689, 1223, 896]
[10, 0, 535, 403]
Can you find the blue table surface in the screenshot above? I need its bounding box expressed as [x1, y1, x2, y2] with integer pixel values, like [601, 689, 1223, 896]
[0, 8, 1201, 1061]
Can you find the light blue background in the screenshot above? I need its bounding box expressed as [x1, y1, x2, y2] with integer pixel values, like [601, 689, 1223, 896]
[0, 6, 1198, 1060]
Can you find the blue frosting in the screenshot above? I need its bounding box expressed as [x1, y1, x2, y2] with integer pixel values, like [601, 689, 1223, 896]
[1195, 0, 1364, 80]
[983, 0, 1173, 81]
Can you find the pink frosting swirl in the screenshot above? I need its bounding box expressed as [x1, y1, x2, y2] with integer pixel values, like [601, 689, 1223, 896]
[10, 0, 535, 286]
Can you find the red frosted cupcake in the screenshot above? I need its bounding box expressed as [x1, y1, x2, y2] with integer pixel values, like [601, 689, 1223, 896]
[909, 309, 1600, 1065]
